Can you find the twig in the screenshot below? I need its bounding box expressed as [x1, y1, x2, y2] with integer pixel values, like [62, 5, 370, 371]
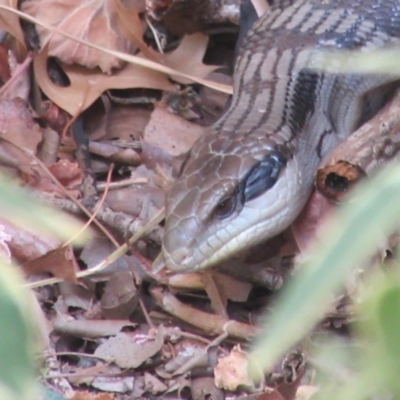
[150, 286, 258, 339]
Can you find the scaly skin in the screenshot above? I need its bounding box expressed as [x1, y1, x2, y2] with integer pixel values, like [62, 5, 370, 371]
[162, 0, 400, 272]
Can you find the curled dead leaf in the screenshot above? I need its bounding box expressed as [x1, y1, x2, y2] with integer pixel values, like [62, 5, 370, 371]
[2, 3, 233, 93]
[0, 0, 25, 45]
[0, 98, 43, 171]
[22, 0, 146, 73]
[214, 346, 253, 391]
[101, 270, 139, 319]
[161, 33, 219, 84]
[22, 245, 79, 283]
[34, 45, 175, 115]
[94, 328, 165, 369]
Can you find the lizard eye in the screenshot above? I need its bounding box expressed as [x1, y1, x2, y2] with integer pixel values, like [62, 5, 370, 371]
[243, 150, 287, 201]
[214, 196, 236, 219]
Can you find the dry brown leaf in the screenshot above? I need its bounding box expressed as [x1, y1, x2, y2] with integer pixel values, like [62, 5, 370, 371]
[143, 372, 168, 394]
[0, 217, 62, 262]
[213, 272, 252, 303]
[67, 364, 115, 388]
[92, 369, 134, 393]
[34, 45, 175, 115]
[1, 3, 232, 93]
[1, 50, 31, 101]
[80, 237, 132, 279]
[88, 103, 150, 142]
[48, 159, 83, 188]
[21, 170, 81, 199]
[0, 45, 10, 84]
[40, 102, 70, 134]
[114, 0, 155, 60]
[20, 158, 82, 198]
[101, 270, 139, 319]
[162, 33, 219, 84]
[0, 0, 25, 45]
[104, 183, 165, 221]
[125, 0, 145, 12]
[258, 391, 286, 400]
[22, 0, 145, 73]
[94, 328, 165, 369]
[54, 316, 137, 338]
[0, 98, 43, 170]
[214, 346, 253, 391]
[59, 281, 93, 310]
[143, 104, 204, 156]
[191, 377, 224, 400]
[21, 245, 79, 283]
[71, 388, 116, 400]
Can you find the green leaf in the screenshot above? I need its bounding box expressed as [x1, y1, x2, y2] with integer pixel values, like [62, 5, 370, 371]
[0, 258, 39, 399]
[249, 162, 400, 375]
[313, 48, 400, 74]
[0, 174, 91, 245]
[377, 285, 400, 367]
[314, 273, 400, 400]
[357, 273, 400, 392]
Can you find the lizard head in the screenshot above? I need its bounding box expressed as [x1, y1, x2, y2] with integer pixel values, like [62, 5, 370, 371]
[161, 132, 309, 273]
